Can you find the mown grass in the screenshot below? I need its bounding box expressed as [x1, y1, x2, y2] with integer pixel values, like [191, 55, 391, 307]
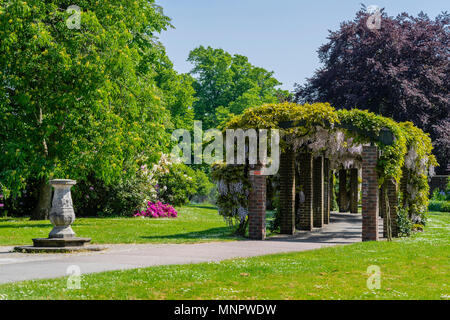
[0, 204, 238, 245]
[1, 212, 448, 300]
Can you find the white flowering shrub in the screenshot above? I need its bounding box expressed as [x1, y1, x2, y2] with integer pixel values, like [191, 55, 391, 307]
[153, 155, 213, 206]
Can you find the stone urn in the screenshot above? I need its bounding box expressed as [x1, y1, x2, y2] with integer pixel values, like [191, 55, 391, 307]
[48, 179, 77, 238]
[14, 179, 101, 252]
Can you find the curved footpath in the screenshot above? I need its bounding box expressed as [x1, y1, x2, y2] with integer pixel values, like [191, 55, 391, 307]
[0, 213, 383, 284]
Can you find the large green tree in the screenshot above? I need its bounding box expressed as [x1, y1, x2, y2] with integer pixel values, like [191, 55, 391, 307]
[0, 0, 182, 219]
[188, 46, 289, 129]
[152, 43, 196, 130]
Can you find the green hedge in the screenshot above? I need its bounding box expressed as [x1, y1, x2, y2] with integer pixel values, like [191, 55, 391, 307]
[428, 201, 450, 212]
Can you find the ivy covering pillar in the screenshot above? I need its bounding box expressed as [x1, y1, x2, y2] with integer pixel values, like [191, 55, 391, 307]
[382, 178, 399, 238]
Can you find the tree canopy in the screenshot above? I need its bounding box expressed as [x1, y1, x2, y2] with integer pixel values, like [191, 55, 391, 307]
[294, 8, 449, 174]
[188, 46, 289, 129]
[0, 0, 194, 217]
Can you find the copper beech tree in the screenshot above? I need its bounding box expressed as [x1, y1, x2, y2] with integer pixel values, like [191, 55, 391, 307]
[295, 8, 449, 173]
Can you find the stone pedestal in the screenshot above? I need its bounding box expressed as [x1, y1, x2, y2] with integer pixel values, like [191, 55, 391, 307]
[48, 179, 77, 238]
[14, 179, 101, 253]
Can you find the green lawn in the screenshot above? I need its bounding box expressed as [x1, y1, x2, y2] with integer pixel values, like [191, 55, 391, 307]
[0, 204, 238, 245]
[1, 212, 448, 300]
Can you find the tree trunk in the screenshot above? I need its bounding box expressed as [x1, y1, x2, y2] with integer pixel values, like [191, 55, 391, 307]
[31, 179, 52, 220]
[31, 106, 52, 221]
[236, 217, 249, 237]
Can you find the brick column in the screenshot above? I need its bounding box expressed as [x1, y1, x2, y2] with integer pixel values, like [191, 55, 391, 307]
[297, 152, 313, 231]
[248, 165, 266, 240]
[382, 179, 399, 238]
[362, 145, 379, 241]
[330, 170, 335, 213]
[338, 169, 347, 212]
[279, 149, 295, 235]
[323, 158, 330, 224]
[313, 156, 324, 228]
[379, 184, 385, 219]
[400, 166, 408, 208]
[349, 168, 359, 213]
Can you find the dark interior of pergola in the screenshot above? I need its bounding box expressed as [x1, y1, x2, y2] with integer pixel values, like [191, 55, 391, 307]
[247, 129, 386, 242]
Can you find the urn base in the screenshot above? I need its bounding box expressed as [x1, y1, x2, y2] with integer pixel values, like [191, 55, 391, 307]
[32, 237, 92, 247]
[49, 226, 76, 239]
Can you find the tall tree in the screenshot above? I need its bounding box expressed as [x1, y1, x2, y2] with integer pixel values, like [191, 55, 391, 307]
[0, 0, 175, 219]
[151, 43, 196, 130]
[295, 8, 449, 173]
[188, 46, 289, 129]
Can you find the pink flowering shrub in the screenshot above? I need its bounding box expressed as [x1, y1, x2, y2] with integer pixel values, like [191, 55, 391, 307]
[134, 201, 178, 218]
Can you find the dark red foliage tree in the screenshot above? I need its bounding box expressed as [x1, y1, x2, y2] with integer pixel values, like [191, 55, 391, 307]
[295, 8, 449, 173]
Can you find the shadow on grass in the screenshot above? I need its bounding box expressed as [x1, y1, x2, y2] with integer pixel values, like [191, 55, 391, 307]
[140, 226, 244, 241]
[184, 204, 218, 210]
[0, 223, 51, 229]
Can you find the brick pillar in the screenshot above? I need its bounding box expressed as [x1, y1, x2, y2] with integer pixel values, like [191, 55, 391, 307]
[338, 169, 347, 213]
[294, 158, 301, 228]
[362, 145, 379, 241]
[313, 156, 324, 228]
[400, 166, 408, 208]
[379, 184, 385, 219]
[382, 179, 399, 238]
[279, 149, 295, 235]
[297, 152, 313, 231]
[248, 164, 266, 240]
[323, 158, 330, 224]
[330, 170, 335, 213]
[349, 168, 359, 213]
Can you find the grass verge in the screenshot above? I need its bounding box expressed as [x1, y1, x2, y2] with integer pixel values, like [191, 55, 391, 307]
[0, 212, 448, 300]
[0, 204, 238, 245]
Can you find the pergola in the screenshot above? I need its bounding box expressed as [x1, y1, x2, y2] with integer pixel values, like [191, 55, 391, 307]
[248, 124, 395, 242]
[220, 102, 435, 242]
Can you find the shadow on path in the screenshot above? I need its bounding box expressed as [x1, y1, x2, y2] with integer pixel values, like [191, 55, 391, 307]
[267, 212, 383, 244]
[140, 226, 240, 241]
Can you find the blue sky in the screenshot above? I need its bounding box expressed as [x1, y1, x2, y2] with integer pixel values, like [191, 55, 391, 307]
[156, 0, 448, 91]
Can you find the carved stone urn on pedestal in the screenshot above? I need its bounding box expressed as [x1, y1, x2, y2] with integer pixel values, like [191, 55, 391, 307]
[48, 179, 77, 239]
[14, 179, 100, 252]
[30, 179, 92, 248]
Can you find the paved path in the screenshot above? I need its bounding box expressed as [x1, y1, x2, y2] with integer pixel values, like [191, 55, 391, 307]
[0, 213, 383, 284]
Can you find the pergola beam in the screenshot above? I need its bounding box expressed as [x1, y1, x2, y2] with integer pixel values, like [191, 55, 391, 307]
[278, 120, 395, 146]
